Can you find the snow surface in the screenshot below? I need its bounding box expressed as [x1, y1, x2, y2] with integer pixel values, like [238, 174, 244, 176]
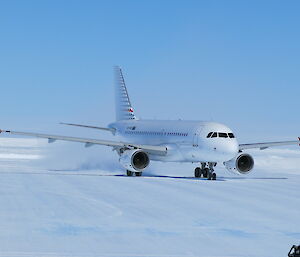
[0, 138, 299, 257]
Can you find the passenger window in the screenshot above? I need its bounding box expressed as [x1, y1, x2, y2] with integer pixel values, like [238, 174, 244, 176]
[228, 133, 235, 138]
[207, 132, 213, 138]
[219, 132, 228, 138]
[211, 132, 217, 138]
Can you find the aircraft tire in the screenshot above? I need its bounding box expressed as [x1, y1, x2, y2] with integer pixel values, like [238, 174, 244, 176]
[194, 167, 201, 178]
[203, 168, 209, 178]
[212, 173, 217, 180]
[127, 170, 133, 176]
[135, 172, 142, 177]
[207, 172, 212, 180]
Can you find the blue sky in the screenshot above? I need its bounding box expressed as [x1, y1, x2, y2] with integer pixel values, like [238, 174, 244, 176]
[0, 0, 299, 142]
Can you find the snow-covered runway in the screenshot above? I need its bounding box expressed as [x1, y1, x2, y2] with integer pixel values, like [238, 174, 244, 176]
[0, 138, 299, 257]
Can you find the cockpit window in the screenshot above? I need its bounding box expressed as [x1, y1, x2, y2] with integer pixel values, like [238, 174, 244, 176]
[207, 132, 235, 138]
[207, 132, 213, 138]
[228, 133, 235, 138]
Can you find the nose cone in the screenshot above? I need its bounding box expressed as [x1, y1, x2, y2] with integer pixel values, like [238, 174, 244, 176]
[201, 122, 239, 162]
[221, 140, 239, 161]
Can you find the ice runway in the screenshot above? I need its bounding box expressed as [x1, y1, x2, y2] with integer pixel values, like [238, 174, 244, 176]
[0, 138, 299, 257]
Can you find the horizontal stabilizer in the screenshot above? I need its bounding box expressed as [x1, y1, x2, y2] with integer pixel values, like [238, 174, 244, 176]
[60, 122, 116, 133]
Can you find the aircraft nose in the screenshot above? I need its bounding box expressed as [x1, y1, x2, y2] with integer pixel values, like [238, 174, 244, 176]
[214, 140, 239, 161]
[224, 140, 239, 160]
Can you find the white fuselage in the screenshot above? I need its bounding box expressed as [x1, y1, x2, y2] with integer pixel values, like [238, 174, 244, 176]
[109, 120, 239, 163]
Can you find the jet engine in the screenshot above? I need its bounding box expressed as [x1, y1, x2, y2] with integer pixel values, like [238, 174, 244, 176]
[119, 149, 150, 172]
[224, 153, 254, 175]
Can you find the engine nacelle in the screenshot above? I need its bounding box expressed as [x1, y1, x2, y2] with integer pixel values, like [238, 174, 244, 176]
[119, 149, 150, 172]
[224, 153, 254, 175]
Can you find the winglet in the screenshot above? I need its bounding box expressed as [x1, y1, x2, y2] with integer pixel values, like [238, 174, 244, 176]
[0, 129, 10, 133]
[48, 138, 56, 143]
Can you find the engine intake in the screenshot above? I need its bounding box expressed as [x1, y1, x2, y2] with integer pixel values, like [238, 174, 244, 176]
[119, 149, 150, 172]
[224, 153, 254, 175]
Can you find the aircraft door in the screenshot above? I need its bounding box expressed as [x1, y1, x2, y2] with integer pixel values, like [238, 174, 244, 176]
[193, 126, 203, 147]
[193, 133, 198, 147]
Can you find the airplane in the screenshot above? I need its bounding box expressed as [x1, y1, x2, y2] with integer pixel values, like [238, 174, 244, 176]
[1, 66, 299, 180]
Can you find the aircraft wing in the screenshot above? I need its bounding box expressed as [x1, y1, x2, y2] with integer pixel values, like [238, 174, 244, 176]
[239, 138, 300, 150]
[0, 129, 167, 155]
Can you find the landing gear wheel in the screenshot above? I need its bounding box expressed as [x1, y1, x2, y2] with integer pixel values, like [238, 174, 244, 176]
[126, 170, 133, 176]
[135, 172, 142, 177]
[203, 168, 209, 178]
[207, 172, 212, 180]
[194, 167, 201, 178]
[212, 173, 217, 180]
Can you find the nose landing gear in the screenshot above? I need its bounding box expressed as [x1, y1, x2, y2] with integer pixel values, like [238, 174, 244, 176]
[194, 162, 217, 180]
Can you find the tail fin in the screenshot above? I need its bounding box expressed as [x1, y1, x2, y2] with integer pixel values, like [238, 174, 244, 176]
[114, 66, 137, 121]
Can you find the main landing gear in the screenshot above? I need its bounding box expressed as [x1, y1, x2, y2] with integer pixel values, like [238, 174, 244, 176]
[194, 162, 217, 180]
[126, 170, 142, 177]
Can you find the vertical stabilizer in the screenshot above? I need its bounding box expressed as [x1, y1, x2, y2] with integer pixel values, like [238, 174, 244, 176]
[114, 66, 137, 121]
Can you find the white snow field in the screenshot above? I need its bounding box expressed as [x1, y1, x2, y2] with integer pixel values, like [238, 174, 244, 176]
[0, 138, 299, 257]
